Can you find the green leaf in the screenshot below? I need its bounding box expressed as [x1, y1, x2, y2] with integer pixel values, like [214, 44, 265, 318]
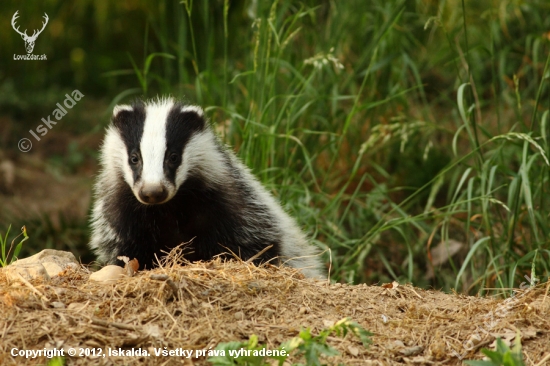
[464, 361, 498, 366]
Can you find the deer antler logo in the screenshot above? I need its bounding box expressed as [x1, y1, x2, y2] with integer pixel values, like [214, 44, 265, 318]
[11, 11, 49, 54]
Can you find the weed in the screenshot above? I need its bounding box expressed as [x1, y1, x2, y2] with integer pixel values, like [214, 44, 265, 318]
[46, 356, 65, 366]
[0, 225, 28, 267]
[208, 317, 372, 366]
[2, 0, 550, 293]
[464, 335, 525, 366]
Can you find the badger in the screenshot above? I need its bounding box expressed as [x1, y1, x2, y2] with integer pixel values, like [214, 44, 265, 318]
[89, 98, 324, 278]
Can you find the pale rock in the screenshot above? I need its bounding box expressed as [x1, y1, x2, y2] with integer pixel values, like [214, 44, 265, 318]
[89, 265, 126, 284]
[4, 249, 80, 281]
[42, 262, 64, 277]
[4, 262, 51, 282]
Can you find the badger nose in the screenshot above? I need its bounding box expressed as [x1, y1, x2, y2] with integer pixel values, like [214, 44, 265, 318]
[139, 184, 168, 204]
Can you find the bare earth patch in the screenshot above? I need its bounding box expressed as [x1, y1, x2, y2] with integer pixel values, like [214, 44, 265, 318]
[1, 257, 549, 365]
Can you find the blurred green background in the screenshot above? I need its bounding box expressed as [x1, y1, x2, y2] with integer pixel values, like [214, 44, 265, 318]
[1, 0, 549, 295]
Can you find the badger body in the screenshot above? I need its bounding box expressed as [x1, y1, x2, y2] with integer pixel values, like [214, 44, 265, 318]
[89, 98, 323, 278]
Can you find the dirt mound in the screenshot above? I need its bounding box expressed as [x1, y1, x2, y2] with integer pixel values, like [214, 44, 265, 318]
[1, 257, 549, 365]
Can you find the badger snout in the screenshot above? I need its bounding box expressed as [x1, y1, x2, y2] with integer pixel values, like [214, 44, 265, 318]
[139, 183, 168, 204]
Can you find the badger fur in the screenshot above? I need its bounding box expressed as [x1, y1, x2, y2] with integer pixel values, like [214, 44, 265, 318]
[89, 98, 323, 278]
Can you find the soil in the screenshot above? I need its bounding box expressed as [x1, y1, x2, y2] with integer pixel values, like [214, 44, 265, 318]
[0, 146, 93, 226]
[1, 118, 549, 365]
[1, 255, 549, 366]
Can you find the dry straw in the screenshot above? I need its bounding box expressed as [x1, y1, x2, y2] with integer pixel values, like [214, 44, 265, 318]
[1, 248, 549, 365]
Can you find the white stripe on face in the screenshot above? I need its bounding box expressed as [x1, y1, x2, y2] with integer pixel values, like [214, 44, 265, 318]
[139, 100, 173, 185]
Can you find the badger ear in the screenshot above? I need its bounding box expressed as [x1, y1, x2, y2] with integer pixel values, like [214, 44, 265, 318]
[166, 105, 206, 135]
[181, 105, 204, 118]
[111, 103, 146, 133]
[111, 105, 133, 128]
[113, 105, 133, 117]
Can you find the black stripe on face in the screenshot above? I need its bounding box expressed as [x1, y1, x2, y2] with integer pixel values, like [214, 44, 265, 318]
[112, 102, 146, 183]
[164, 104, 206, 183]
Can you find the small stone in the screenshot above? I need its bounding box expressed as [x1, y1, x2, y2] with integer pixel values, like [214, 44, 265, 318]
[234, 311, 245, 320]
[348, 345, 359, 356]
[51, 302, 66, 309]
[322, 319, 335, 327]
[393, 340, 405, 348]
[89, 265, 125, 284]
[399, 345, 424, 356]
[143, 324, 161, 338]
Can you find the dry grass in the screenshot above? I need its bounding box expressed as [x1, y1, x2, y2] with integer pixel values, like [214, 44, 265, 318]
[1, 251, 549, 365]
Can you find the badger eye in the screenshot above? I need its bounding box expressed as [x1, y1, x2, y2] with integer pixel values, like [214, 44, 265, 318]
[130, 154, 140, 165]
[169, 153, 180, 164]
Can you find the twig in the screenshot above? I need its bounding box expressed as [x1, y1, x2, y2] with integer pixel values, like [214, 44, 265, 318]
[245, 245, 274, 263]
[150, 274, 179, 299]
[16, 273, 49, 303]
[407, 286, 424, 299]
[90, 317, 138, 331]
[535, 353, 550, 366]
[218, 244, 243, 262]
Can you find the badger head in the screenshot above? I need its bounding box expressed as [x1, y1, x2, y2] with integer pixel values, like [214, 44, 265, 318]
[103, 98, 210, 205]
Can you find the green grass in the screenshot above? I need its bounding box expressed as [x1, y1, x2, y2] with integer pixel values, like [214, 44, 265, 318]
[46, 356, 65, 366]
[465, 335, 525, 366]
[0, 225, 28, 267]
[2, 0, 550, 295]
[208, 317, 372, 366]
